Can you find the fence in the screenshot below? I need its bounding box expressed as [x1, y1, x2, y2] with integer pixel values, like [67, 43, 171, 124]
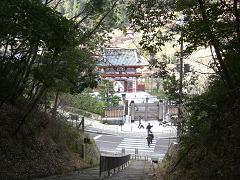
[99, 154, 130, 177]
[104, 106, 124, 117]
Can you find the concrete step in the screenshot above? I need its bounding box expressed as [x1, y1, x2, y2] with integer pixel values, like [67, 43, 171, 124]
[35, 160, 154, 180]
[105, 160, 153, 180]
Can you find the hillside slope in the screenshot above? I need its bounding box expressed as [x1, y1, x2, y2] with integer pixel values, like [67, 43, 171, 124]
[0, 103, 99, 180]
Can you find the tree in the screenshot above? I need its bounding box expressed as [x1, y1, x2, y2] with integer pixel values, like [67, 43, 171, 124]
[0, 0, 121, 135]
[127, 0, 240, 90]
[98, 79, 120, 107]
[64, 0, 73, 18]
[127, 1, 240, 179]
[73, 0, 80, 16]
[60, 90, 105, 115]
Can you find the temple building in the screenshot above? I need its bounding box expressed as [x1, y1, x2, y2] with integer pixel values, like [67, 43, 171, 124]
[97, 48, 148, 92]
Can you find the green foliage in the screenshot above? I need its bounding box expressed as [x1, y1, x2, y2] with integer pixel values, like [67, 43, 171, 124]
[0, 0, 124, 107]
[0, 0, 113, 134]
[0, 0, 79, 102]
[64, 0, 73, 18]
[127, 0, 240, 89]
[149, 58, 169, 79]
[161, 53, 177, 64]
[98, 79, 120, 107]
[163, 78, 240, 179]
[55, 0, 125, 50]
[73, 0, 80, 16]
[127, 0, 176, 53]
[60, 91, 105, 115]
[127, 2, 240, 178]
[162, 74, 180, 101]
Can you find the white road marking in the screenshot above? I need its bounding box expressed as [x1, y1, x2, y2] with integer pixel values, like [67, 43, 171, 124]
[93, 135, 102, 140]
[115, 138, 156, 153]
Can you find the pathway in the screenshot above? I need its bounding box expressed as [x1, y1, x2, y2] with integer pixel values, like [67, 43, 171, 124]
[35, 160, 154, 180]
[105, 160, 153, 180]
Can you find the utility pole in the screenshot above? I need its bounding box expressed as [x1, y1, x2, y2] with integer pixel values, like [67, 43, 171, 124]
[177, 31, 184, 139]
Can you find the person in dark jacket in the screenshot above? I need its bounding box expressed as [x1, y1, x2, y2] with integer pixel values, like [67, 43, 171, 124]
[149, 133, 154, 143]
[146, 123, 153, 134]
[146, 134, 152, 147]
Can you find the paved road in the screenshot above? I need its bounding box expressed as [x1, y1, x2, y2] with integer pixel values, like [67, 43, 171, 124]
[88, 133, 175, 159]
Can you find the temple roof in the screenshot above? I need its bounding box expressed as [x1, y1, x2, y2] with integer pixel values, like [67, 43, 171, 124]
[98, 48, 148, 67]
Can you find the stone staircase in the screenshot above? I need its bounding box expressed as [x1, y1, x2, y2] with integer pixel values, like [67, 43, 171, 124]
[105, 160, 153, 180]
[35, 160, 157, 180]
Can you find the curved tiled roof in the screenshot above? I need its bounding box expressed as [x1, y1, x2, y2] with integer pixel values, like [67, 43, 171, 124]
[99, 48, 148, 67]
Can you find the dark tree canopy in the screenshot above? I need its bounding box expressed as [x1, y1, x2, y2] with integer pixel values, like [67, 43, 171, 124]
[0, 0, 123, 135]
[127, 0, 240, 89]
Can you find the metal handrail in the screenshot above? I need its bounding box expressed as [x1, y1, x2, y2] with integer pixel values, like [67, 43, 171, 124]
[99, 154, 130, 177]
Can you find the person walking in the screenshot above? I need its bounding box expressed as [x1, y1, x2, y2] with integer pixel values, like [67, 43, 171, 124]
[146, 134, 152, 147]
[146, 123, 153, 134]
[138, 116, 142, 128]
[138, 116, 144, 129]
[149, 133, 154, 144]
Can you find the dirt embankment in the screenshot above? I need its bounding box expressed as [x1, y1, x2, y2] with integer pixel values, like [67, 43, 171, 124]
[0, 103, 99, 180]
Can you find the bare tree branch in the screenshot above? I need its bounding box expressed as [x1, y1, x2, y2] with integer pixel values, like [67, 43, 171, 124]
[80, 0, 119, 42]
[45, 0, 55, 6]
[53, 0, 62, 10]
[197, 0, 234, 89]
[233, 0, 240, 42]
[70, 6, 88, 20]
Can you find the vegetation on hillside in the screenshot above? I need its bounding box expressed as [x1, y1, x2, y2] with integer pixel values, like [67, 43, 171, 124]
[59, 81, 121, 116]
[0, 0, 123, 134]
[0, 0, 123, 178]
[127, 0, 240, 179]
[60, 90, 105, 115]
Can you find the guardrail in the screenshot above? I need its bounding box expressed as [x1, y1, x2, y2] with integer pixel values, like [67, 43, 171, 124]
[130, 154, 149, 161]
[99, 154, 130, 177]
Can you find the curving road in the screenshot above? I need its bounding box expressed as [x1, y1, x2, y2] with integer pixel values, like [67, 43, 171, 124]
[88, 132, 175, 159]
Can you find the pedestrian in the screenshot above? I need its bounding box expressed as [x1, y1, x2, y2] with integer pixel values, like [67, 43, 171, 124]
[138, 116, 144, 129]
[138, 117, 142, 129]
[146, 134, 152, 147]
[146, 123, 153, 134]
[149, 133, 154, 144]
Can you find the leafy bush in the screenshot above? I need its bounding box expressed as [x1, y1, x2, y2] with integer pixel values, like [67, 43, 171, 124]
[164, 79, 240, 180]
[60, 92, 105, 115]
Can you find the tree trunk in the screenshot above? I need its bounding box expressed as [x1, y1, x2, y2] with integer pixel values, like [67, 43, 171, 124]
[197, 0, 235, 89]
[52, 90, 60, 119]
[12, 86, 46, 137]
[233, 0, 240, 44]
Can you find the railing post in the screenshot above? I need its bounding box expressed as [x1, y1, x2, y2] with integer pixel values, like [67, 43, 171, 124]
[81, 144, 85, 160]
[82, 117, 85, 132]
[99, 154, 131, 177]
[135, 148, 138, 160]
[99, 156, 102, 178]
[122, 147, 125, 155]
